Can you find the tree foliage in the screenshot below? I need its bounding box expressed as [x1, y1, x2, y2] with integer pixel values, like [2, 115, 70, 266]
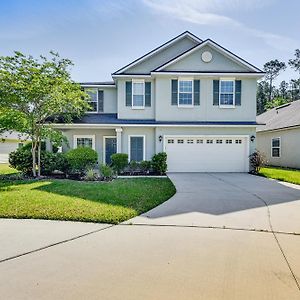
[0, 51, 89, 176]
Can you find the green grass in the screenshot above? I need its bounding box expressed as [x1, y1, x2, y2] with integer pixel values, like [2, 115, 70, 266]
[0, 164, 19, 175]
[259, 166, 300, 185]
[0, 164, 176, 224]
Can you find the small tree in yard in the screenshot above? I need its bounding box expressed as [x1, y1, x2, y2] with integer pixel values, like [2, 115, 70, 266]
[249, 150, 267, 174]
[0, 51, 90, 177]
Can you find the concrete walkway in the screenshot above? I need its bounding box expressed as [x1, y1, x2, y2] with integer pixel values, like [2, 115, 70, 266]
[0, 173, 300, 299]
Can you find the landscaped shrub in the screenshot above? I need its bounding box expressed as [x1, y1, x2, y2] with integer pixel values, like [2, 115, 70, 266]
[140, 160, 152, 173]
[9, 147, 69, 176]
[100, 164, 114, 181]
[128, 160, 140, 174]
[83, 168, 99, 181]
[111, 153, 128, 174]
[249, 150, 267, 174]
[9, 148, 33, 175]
[65, 147, 98, 175]
[151, 152, 167, 175]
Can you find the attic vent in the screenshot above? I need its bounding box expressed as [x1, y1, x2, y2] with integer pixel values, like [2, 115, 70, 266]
[276, 103, 291, 110]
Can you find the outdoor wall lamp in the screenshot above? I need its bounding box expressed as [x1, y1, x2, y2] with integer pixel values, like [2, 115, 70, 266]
[250, 135, 256, 142]
[159, 135, 163, 142]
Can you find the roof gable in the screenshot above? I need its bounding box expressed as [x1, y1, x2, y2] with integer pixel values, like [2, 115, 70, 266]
[113, 31, 201, 75]
[155, 39, 262, 73]
[257, 100, 300, 132]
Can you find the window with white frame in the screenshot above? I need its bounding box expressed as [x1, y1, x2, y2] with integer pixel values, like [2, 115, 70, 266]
[74, 135, 95, 149]
[132, 80, 144, 108]
[129, 136, 144, 162]
[272, 138, 280, 157]
[178, 80, 193, 106]
[85, 88, 98, 112]
[220, 80, 235, 106]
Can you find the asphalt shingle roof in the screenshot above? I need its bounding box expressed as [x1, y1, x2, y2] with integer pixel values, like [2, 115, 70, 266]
[257, 100, 300, 132]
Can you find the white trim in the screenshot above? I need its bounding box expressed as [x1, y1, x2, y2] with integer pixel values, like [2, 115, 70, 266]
[112, 74, 152, 79]
[257, 124, 300, 133]
[178, 78, 194, 107]
[128, 135, 146, 162]
[163, 134, 250, 172]
[81, 84, 116, 88]
[271, 137, 281, 158]
[151, 72, 264, 78]
[114, 32, 202, 74]
[155, 40, 262, 72]
[132, 79, 145, 109]
[103, 136, 117, 164]
[53, 123, 257, 129]
[73, 135, 95, 150]
[219, 79, 235, 108]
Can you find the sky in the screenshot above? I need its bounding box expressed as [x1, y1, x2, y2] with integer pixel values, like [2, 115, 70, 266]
[0, 0, 299, 84]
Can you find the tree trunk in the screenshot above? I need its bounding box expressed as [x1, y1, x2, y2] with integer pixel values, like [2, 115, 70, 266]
[31, 140, 37, 177]
[269, 78, 272, 102]
[37, 139, 41, 177]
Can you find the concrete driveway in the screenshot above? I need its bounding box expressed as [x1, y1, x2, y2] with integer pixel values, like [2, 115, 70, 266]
[0, 173, 300, 299]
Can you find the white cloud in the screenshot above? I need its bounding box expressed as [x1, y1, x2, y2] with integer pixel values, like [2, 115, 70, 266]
[142, 0, 297, 51]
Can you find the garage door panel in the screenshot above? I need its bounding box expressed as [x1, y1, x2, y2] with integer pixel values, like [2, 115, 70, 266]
[165, 137, 248, 172]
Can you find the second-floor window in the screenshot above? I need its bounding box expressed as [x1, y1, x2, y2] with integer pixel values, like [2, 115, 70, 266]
[219, 80, 235, 106]
[85, 88, 98, 112]
[178, 80, 193, 106]
[132, 80, 145, 108]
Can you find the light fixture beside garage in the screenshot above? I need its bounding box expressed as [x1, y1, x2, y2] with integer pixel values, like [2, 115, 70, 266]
[250, 135, 256, 142]
[159, 135, 163, 142]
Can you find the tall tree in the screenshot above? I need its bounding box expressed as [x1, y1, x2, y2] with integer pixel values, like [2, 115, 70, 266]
[289, 49, 300, 99]
[278, 80, 289, 100]
[263, 59, 286, 102]
[0, 51, 90, 177]
[256, 80, 271, 114]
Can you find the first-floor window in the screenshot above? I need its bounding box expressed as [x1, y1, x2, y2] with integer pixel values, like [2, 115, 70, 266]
[85, 88, 98, 112]
[132, 80, 144, 108]
[178, 80, 193, 105]
[74, 135, 95, 149]
[220, 80, 234, 106]
[272, 138, 280, 157]
[130, 136, 144, 162]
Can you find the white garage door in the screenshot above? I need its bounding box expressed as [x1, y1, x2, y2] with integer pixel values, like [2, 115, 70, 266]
[165, 136, 249, 172]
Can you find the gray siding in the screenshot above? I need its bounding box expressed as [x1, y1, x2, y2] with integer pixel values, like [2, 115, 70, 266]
[102, 87, 117, 113]
[155, 76, 257, 122]
[124, 37, 198, 74]
[257, 128, 300, 169]
[164, 45, 251, 72]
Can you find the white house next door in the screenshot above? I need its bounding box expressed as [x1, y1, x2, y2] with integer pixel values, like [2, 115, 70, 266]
[165, 136, 249, 172]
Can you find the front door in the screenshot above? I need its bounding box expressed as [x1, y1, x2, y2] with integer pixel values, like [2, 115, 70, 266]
[105, 137, 117, 165]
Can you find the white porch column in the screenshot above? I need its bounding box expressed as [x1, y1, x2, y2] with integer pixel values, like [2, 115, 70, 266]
[115, 127, 123, 153]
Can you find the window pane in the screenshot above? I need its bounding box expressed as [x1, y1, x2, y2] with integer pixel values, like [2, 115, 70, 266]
[133, 82, 144, 95]
[220, 81, 234, 93]
[179, 93, 192, 105]
[133, 95, 144, 106]
[130, 137, 144, 162]
[77, 138, 93, 148]
[272, 138, 280, 147]
[86, 89, 98, 112]
[220, 94, 234, 105]
[179, 81, 192, 93]
[272, 148, 280, 157]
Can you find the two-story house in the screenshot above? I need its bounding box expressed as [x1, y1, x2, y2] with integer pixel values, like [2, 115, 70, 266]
[53, 31, 264, 172]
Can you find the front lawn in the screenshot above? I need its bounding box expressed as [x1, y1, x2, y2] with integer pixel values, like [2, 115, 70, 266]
[259, 166, 300, 185]
[0, 163, 19, 175]
[0, 165, 176, 224]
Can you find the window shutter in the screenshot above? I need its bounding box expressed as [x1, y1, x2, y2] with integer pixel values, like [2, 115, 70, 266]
[193, 80, 200, 106]
[213, 80, 219, 106]
[125, 81, 132, 106]
[98, 90, 104, 112]
[171, 79, 178, 105]
[235, 80, 241, 106]
[145, 82, 151, 107]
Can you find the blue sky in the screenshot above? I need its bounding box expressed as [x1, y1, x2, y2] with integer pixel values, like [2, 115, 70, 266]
[0, 0, 299, 84]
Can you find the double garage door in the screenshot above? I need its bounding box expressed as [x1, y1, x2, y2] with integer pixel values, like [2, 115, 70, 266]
[165, 136, 249, 172]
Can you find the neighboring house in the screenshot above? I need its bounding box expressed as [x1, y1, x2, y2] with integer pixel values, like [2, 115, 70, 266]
[53, 31, 264, 172]
[0, 131, 29, 163]
[257, 100, 300, 169]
